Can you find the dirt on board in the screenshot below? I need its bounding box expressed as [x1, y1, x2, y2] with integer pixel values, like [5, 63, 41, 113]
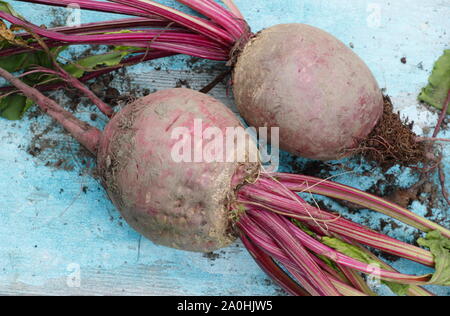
[21, 1, 230, 170]
[25, 108, 91, 172]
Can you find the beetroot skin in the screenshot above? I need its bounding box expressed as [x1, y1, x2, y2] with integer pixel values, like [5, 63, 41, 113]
[233, 23, 384, 161]
[97, 88, 259, 252]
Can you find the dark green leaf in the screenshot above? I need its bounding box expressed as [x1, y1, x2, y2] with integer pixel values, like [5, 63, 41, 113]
[322, 237, 376, 264]
[419, 50, 450, 113]
[382, 281, 410, 296]
[317, 255, 341, 273]
[0, 1, 23, 18]
[322, 236, 410, 296]
[291, 219, 317, 237]
[0, 94, 33, 120]
[0, 50, 53, 73]
[418, 231, 450, 286]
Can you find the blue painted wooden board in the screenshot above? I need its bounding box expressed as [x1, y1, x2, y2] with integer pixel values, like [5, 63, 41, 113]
[0, 0, 449, 295]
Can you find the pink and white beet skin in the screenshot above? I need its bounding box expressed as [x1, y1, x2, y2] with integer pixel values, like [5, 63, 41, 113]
[233, 24, 384, 160]
[97, 89, 259, 252]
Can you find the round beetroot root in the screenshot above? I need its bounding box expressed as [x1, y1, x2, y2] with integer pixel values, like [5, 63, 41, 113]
[233, 23, 384, 161]
[97, 88, 259, 252]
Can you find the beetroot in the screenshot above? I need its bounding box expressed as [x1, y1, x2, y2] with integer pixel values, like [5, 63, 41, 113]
[233, 24, 384, 160]
[97, 88, 259, 252]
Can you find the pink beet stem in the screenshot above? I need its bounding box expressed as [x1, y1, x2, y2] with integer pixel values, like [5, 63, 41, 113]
[272, 173, 450, 238]
[174, 0, 246, 40]
[239, 181, 435, 267]
[433, 90, 450, 138]
[44, 61, 115, 118]
[16, 18, 172, 39]
[239, 210, 341, 296]
[16, 0, 239, 47]
[0, 67, 101, 155]
[239, 233, 311, 296]
[221, 0, 245, 20]
[0, 11, 229, 60]
[238, 216, 331, 296]
[246, 208, 433, 285]
[15, 0, 153, 17]
[61, 70, 115, 118]
[9, 0, 251, 64]
[239, 212, 368, 296]
[109, 0, 235, 45]
[236, 173, 450, 295]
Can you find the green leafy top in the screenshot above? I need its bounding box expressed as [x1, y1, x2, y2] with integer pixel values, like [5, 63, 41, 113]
[418, 231, 450, 286]
[322, 236, 410, 296]
[419, 50, 450, 113]
[322, 237, 376, 265]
